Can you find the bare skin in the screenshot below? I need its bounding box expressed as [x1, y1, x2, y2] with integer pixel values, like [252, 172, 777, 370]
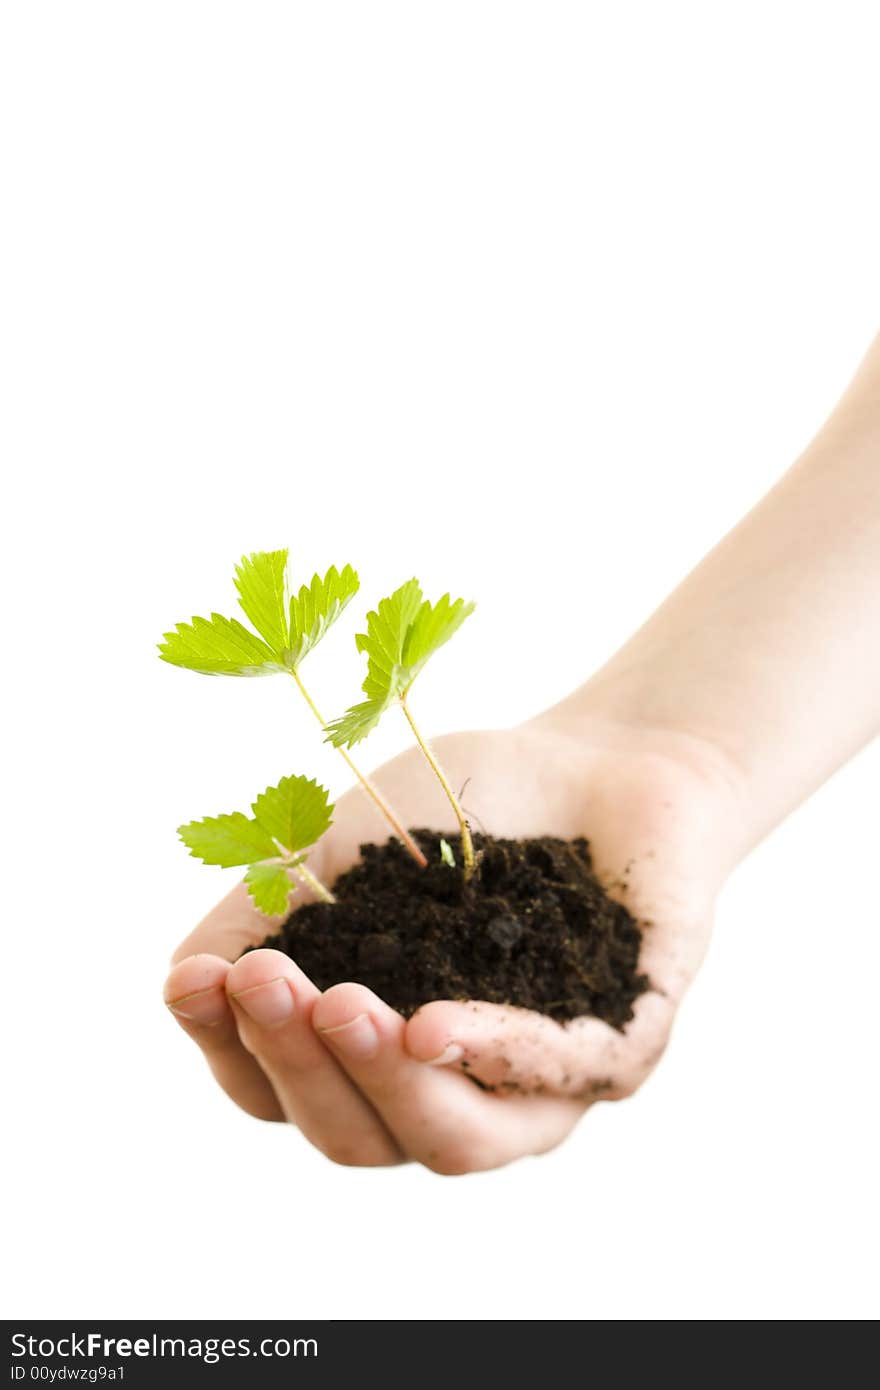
[164, 333, 880, 1173]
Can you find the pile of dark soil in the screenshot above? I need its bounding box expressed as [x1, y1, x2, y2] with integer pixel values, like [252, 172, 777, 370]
[256, 831, 648, 1026]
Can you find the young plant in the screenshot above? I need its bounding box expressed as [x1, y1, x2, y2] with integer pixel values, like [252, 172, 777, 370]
[325, 579, 476, 875]
[158, 551, 426, 866]
[178, 774, 335, 915]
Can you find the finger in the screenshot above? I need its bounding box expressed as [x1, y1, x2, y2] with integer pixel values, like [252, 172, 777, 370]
[163, 954, 283, 1121]
[405, 991, 676, 1100]
[225, 950, 402, 1167]
[312, 983, 586, 1173]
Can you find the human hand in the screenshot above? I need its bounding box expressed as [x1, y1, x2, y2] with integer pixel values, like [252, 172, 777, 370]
[163, 714, 744, 1172]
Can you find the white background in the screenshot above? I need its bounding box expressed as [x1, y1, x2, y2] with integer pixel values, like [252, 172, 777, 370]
[2, 2, 878, 1321]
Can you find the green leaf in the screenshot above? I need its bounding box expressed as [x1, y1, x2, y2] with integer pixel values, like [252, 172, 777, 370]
[160, 556, 357, 677]
[178, 812, 278, 867]
[323, 696, 389, 746]
[234, 550, 290, 654]
[325, 579, 475, 747]
[439, 838, 456, 868]
[287, 564, 360, 667]
[244, 862, 294, 916]
[251, 775, 334, 855]
[404, 592, 475, 676]
[159, 614, 286, 676]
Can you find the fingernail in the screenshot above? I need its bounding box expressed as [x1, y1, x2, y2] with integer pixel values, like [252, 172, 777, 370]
[319, 1012, 379, 1060]
[231, 978, 295, 1029]
[425, 1042, 463, 1067]
[166, 985, 226, 1025]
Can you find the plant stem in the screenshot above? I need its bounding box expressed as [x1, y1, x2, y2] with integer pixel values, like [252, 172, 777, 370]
[290, 859, 336, 905]
[289, 669, 428, 868]
[399, 693, 476, 878]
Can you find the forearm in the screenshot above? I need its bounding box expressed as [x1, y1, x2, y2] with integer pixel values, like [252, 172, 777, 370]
[556, 334, 880, 853]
